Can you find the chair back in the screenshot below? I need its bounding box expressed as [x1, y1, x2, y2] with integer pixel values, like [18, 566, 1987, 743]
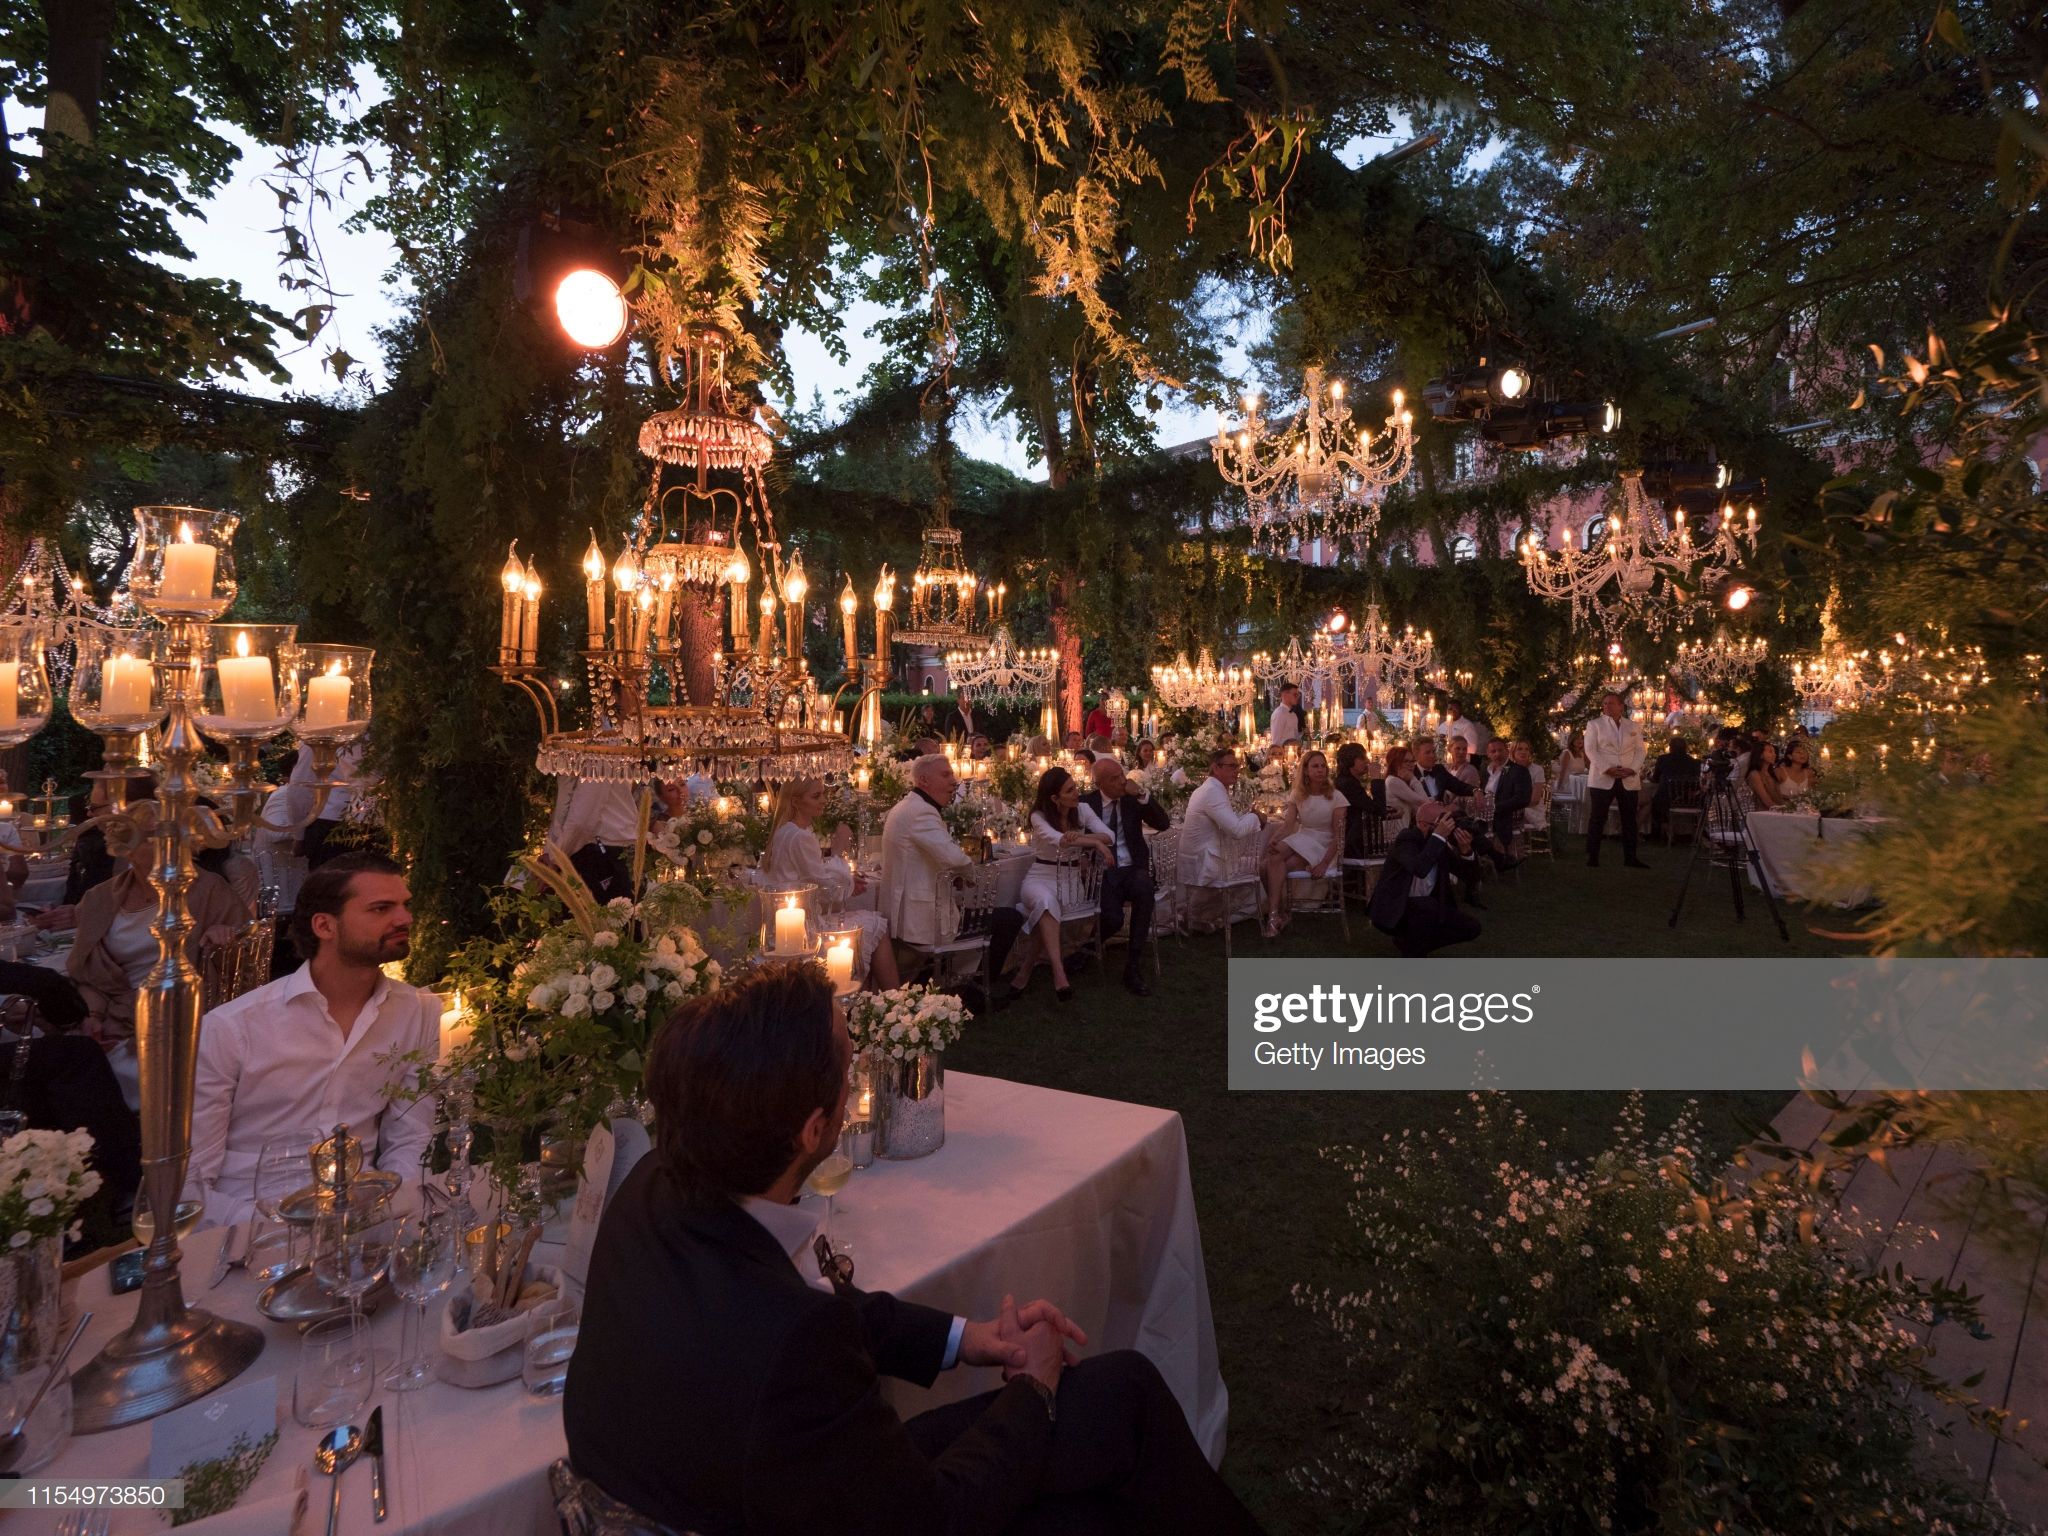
[200, 921, 276, 1015]
[1668, 778, 1703, 809]
[1194, 829, 1262, 889]
[549, 1460, 692, 1536]
[1053, 855, 1104, 912]
[948, 862, 1005, 941]
[1355, 810, 1392, 861]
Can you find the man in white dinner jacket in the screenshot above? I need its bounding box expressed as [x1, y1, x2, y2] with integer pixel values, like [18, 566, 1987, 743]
[1179, 749, 1266, 922]
[1583, 690, 1650, 869]
[877, 754, 1023, 998]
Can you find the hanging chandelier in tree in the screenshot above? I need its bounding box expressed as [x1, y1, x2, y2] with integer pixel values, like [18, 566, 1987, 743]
[944, 596, 1058, 705]
[1150, 647, 1253, 713]
[892, 517, 983, 649]
[1676, 633, 1769, 693]
[1213, 366, 1415, 559]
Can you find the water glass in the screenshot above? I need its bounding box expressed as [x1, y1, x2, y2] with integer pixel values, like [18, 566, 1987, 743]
[293, 1315, 371, 1429]
[386, 1212, 459, 1391]
[521, 1296, 580, 1397]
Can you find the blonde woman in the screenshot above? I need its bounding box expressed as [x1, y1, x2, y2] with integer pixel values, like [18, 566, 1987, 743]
[763, 779, 899, 990]
[1262, 749, 1345, 937]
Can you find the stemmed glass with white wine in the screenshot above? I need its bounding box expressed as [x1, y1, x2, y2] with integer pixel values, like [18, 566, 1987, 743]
[313, 1191, 395, 1367]
[386, 1210, 458, 1390]
[801, 1146, 854, 1244]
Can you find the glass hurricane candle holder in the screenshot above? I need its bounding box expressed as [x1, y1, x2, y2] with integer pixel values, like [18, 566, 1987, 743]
[128, 506, 238, 619]
[70, 624, 163, 737]
[758, 883, 820, 960]
[293, 644, 374, 743]
[820, 924, 864, 997]
[0, 626, 53, 748]
[197, 624, 300, 742]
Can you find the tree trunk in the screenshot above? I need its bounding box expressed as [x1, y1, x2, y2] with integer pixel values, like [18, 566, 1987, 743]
[43, 0, 117, 145]
[1032, 373, 1086, 737]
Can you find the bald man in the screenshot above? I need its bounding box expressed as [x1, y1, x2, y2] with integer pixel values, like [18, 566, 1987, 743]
[876, 754, 1023, 1008]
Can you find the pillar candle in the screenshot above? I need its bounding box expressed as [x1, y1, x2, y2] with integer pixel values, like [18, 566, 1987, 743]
[0, 661, 16, 727]
[216, 650, 277, 723]
[100, 654, 154, 718]
[159, 538, 217, 604]
[306, 667, 352, 730]
[773, 896, 806, 954]
[825, 938, 855, 993]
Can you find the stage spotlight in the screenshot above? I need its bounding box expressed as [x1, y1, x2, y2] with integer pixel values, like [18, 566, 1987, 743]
[1496, 366, 1529, 401]
[555, 268, 629, 348]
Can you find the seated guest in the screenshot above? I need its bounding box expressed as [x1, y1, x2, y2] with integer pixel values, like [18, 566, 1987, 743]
[1444, 699, 1488, 759]
[1368, 801, 1484, 958]
[1381, 745, 1430, 823]
[1486, 739, 1532, 855]
[969, 732, 993, 761]
[1930, 744, 1969, 788]
[1554, 729, 1590, 782]
[1442, 735, 1482, 790]
[69, 799, 248, 1111]
[1745, 739, 1784, 809]
[1415, 738, 1473, 801]
[914, 736, 945, 757]
[764, 780, 900, 992]
[1087, 735, 1113, 759]
[185, 851, 438, 1229]
[1080, 756, 1171, 998]
[1007, 767, 1112, 1004]
[1648, 733, 1700, 838]
[1776, 738, 1815, 795]
[1062, 730, 1086, 760]
[29, 775, 159, 930]
[565, 966, 1264, 1536]
[1261, 750, 1345, 939]
[1180, 749, 1265, 886]
[1134, 738, 1160, 773]
[876, 755, 1024, 1007]
[1026, 734, 1055, 759]
[1333, 742, 1381, 859]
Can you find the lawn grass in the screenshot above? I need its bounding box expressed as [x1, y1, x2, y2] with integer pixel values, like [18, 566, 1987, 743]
[946, 834, 1858, 1532]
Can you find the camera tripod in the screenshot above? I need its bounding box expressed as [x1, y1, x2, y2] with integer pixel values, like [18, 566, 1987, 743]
[1668, 769, 1790, 941]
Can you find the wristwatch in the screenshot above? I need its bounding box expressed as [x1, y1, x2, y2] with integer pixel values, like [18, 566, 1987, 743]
[1011, 1374, 1057, 1422]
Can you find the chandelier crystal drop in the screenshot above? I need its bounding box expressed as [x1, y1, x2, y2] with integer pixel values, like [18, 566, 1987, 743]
[944, 624, 1058, 705]
[1149, 647, 1253, 713]
[1213, 366, 1415, 560]
[1676, 633, 1769, 693]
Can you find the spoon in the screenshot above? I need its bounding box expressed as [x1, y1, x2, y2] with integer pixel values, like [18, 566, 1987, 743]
[315, 1424, 364, 1536]
[0, 1311, 92, 1472]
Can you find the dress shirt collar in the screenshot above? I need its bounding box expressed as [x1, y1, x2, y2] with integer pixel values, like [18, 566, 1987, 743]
[738, 1194, 831, 1293]
[278, 961, 396, 1051]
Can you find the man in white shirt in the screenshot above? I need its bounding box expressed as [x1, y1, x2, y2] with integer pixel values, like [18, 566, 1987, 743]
[549, 775, 647, 902]
[186, 851, 440, 1227]
[1268, 684, 1303, 749]
[1583, 691, 1649, 869]
[1180, 748, 1265, 897]
[877, 756, 1024, 1002]
[1444, 701, 1489, 758]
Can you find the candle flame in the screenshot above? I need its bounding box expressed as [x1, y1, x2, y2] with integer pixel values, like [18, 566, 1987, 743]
[234, 630, 251, 658]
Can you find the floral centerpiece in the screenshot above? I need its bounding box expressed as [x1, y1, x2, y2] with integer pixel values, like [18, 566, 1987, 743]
[941, 788, 1022, 852]
[844, 982, 969, 1159]
[1, 1129, 101, 1369]
[652, 788, 770, 888]
[1295, 1091, 2017, 1535]
[986, 754, 1039, 809]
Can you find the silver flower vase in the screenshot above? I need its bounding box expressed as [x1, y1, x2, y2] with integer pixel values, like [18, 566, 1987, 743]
[1, 1233, 71, 1468]
[874, 1053, 945, 1160]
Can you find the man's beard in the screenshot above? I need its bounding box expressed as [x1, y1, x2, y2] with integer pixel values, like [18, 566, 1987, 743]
[339, 929, 409, 967]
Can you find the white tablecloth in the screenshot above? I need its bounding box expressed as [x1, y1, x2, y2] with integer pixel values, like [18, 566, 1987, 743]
[1745, 810, 1879, 906]
[40, 1072, 1226, 1533]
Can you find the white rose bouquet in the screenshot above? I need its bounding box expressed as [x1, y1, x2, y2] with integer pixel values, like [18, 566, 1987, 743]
[941, 790, 1021, 849]
[844, 983, 971, 1061]
[0, 1129, 101, 1249]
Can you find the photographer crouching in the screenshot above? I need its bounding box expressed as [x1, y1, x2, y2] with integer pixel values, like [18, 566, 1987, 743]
[1367, 800, 1486, 957]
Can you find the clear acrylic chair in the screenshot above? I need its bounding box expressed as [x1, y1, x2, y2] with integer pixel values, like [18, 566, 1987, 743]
[1180, 829, 1264, 959]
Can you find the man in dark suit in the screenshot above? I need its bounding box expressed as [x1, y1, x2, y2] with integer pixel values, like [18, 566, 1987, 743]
[565, 965, 1262, 1536]
[1367, 801, 1484, 958]
[1485, 739, 1533, 852]
[950, 695, 981, 742]
[1413, 738, 1473, 802]
[1648, 732, 1699, 840]
[1080, 756, 1172, 998]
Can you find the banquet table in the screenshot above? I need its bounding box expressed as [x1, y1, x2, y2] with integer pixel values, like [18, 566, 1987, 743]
[1744, 809, 1879, 906]
[33, 1071, 1227, 1534]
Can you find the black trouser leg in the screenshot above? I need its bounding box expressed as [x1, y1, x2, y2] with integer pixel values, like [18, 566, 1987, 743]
[1100, 866, 1155, 970]
[1396, 897, 1480, 957]
[905, 1352, 1264, 1536]
[1615, 787, 1640, 857]
[986, 906, 1027, 976]
[1586, 785, 1615, 863]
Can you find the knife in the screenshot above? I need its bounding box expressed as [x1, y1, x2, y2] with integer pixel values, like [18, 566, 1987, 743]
[206, 1221, 243, 1289]
[365, 1406, 388, 1523]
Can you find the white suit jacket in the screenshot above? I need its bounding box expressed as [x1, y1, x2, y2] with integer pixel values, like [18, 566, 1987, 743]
[1180, 775, 1262, 882]
[877, 791, 972, 946]
[1585, 715, 1646, 792]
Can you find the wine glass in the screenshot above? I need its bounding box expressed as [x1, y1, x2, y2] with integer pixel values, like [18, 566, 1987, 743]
[385, 1210, 458, 1391]
[249, 1132, 320, 1283]
[313, 1191, 395, 1366]
[801, 1148, 854, 1242]
[294, 1314, 372, 1429]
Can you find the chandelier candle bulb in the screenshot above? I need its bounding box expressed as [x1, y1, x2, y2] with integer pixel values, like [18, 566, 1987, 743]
[581, 537, 607, 649]
[839, 578, 859, 665]
[216, 634, 276, 723]
[500, 544, 525, 664]
[159, 528, 217, 605]
[0, 660, 16, 727]
[521, 569, 543, 663]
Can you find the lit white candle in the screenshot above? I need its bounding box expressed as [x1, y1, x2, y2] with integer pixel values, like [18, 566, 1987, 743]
[825, 937, 855, 993]
[305, 665, 352, 730]
[773, 895, 807, 954]
[0, 661, 16, 727]
[159, 530, 217, 604]
[439, 990, 475, 1057]
[216, 633, 277, 723]
[100, 654, 154, 718]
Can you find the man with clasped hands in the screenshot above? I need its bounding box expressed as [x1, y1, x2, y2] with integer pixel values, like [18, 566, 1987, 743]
[1584, 689, 1650, 870]
[565, 964, 1263, 1535]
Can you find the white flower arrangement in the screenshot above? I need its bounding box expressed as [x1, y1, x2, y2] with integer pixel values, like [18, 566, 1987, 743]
[0, 1128, 101, 1248]
[941, 789, 1022, 847]
[844, 982, 971, 1061]
[519, 893, 720, 1033]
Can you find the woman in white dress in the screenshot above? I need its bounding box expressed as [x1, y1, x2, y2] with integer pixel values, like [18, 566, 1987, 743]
[763, 779, 900, 990]
[1262, 750, 1346, 938]
[1007, 766, 1112, 1003]
[1381, 743, 1431, 824]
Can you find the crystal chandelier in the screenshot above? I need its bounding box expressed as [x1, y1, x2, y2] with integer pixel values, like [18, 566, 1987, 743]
[1675, 634, 1769, 693]
[495, 327, 851, 781]
[1149, 647, 1252, 713]
[0, 537, 121, 688]
[1213, 366, 1415, 558]
[944, 624, 1058, 705]
[1788, 591, 1890, 716]
[1519, 470, 1759, 636]
[892, 516, 982, 649]
[1333, 601, 1437, 695]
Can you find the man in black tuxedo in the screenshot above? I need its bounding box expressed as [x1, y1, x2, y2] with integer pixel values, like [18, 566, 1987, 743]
[1080, 756, 1171, 998]
[1414, 738, 1473, 802]
[1367, 801, 1484, 958]
[1647, 732, 1699, 839]
[566, 965, 1263, 1536]
[1485, 739, 1533, 852]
